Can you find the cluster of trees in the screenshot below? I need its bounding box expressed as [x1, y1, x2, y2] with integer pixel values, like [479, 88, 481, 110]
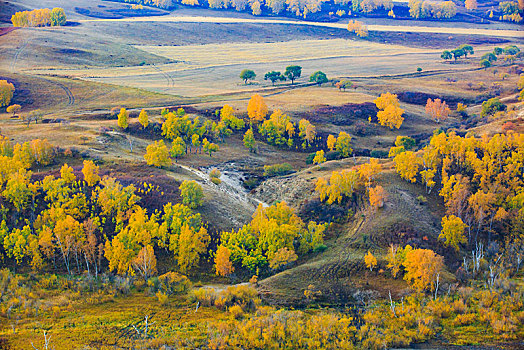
[216, 202, 326, 274]
[244, 94, 318, 151]
[0, 80, 15, 108]
[498, 1, 523, 22]
[120, 0, 174, 9]
[0, 141, 212, 278]
[441, 44, 474, 62]
[408, 0, 457, 18]
[242, 66, 306, 86]
[11, 8, 66, 27]
[316, 158, 384, 209]
[479, 45, 521, 68]
[390, 131, 523, 269]
[143, 107, 225, 166]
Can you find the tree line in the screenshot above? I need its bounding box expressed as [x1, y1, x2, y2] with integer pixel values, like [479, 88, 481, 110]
[11, 8, 66, 27]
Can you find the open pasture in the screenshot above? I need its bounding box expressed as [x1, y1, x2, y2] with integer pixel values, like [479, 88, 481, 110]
[29, 38, 484, 97]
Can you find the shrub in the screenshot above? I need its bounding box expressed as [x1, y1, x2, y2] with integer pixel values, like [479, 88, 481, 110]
[263, 163, 293, 177]
[156, 290, 169, 305]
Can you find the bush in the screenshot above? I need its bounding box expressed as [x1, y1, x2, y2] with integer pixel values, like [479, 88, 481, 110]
[370, 150, 388, 158]
[263, 163, 293, 177]
[481, 98, 506, 117]
[149, 272, 191, 296]
[156, 290, 169, 305]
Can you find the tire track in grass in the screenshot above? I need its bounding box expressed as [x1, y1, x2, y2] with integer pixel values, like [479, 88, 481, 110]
[152, 64, 175, 87]
[34, 76, 75, 106]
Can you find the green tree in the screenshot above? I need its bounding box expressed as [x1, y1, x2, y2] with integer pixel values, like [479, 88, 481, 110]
[309, 71, 328, 86]
[284, 65, 302, 84]
[481, 98, 506, 117]
[480, 59, 491, 69]
[441, 50, 452, 61]
[451, 48, 464, 61]
[240, 69, 256, 84]
[117, 108, 129, 129]
[179, 180, 204, 209]
[458, 44, 474, 58]
[264, 71, 286, 85]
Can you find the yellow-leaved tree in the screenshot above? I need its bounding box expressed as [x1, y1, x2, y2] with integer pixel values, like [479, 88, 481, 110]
[439, 215, 467, 251]
[403, 248, 444, 292]
[247, 94, 268, 126]
[373, 92, 404, 129]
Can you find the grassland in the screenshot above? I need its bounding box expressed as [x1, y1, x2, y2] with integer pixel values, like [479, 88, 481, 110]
[0, 1, 523, 348]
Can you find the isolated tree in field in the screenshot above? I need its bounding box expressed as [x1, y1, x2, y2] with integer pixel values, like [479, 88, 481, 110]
[247, 94, 268, 125]
[82, 160, 100, 186]
[170, 137, 186, 162]
[243, 128, 256, 152]
[365, 251, 377, 271]
[403, 248, 444, 292]
[425, 98, 451, 123]
[284, 65, 302, 84]
[264, 71, 286, 85]
[50, 7, 67, 26]
[203, 138, 219, 156]
[335, 131, 352, 157]
[465, 0, 477, 10]
[313, 150, 326, 164]
[441, 50, 452, 61]
[0, 80, 15, 107]
[6, 104, 21, 117]
[309, 71, 328, 86]
[117, 108, 129, 129]
[439, 215, 467, 251]
[138, 109, 149, 129]
[240, 69, 256, 84]
[215, 245, 234, 276]
[179, 180, 204, 209]
[369, 185, 386, 209]
[133, 245, 157, 280]
[144, 140, 171, 167]
[374, 92, 404, 129]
